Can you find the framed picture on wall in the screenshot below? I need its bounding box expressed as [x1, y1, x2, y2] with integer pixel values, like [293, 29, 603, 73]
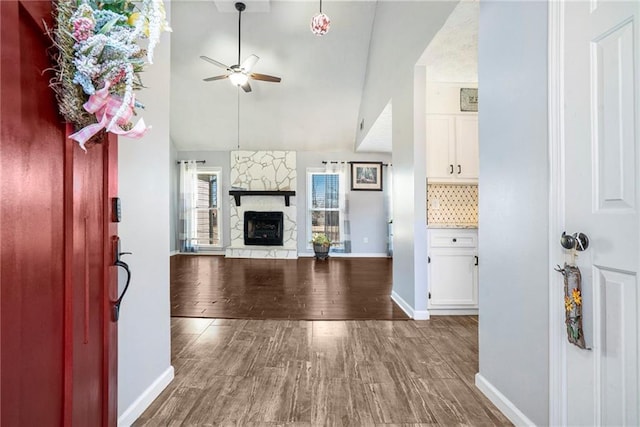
[350, 162, 383, 191]
[460, 88, 479, 112]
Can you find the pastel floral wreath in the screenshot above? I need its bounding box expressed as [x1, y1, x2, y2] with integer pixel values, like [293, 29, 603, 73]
[50, 0, 171, 150]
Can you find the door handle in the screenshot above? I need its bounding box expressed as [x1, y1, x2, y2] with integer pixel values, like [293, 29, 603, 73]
[458, 165, 461, 174]
[112, 242, 132, 322]
[113, 259, 131, 321]
[560, 231, 589, 251]
[474, 255, 478, 266]
[449, 164, 454, 174]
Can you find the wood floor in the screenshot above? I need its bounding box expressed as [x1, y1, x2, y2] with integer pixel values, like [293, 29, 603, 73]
[134, 316, 512, 426]
[171, 256, 409, 320]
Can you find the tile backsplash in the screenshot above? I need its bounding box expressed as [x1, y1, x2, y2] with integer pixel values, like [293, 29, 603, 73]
[427, 184, 478, 226]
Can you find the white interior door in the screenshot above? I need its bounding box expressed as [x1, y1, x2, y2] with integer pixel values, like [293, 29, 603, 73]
[562, 1, 639, 425]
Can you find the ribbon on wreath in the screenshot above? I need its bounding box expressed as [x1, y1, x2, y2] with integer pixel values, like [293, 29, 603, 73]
[69, 82, 149, 150]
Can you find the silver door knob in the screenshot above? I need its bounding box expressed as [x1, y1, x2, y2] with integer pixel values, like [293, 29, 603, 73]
[560, 231, 589, 251]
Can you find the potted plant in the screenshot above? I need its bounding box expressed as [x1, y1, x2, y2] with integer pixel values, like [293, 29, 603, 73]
[311, 233, 331, 260]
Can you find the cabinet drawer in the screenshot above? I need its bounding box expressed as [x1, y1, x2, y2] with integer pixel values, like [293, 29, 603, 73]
[428, 231, 477, 248]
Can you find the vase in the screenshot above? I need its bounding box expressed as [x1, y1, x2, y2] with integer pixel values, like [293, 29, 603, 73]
[313, 243, 330, 260]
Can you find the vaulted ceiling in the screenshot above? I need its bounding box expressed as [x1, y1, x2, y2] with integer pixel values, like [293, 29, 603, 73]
[169, 0, 477, 153]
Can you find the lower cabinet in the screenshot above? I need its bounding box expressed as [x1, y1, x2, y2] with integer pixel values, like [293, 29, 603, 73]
[427, 228, 478, 314]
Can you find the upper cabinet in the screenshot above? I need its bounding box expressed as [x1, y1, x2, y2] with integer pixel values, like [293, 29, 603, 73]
[425, 83, 479, 183]
[454, 116, 479, 180]
[426, 114, 478, 183]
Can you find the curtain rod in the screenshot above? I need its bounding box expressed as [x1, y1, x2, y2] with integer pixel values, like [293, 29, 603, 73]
[322, 161, 391, 166]
[176, 160, 206, 164]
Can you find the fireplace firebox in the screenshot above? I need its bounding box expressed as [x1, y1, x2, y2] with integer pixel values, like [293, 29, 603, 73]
[244, 211, 284, 246]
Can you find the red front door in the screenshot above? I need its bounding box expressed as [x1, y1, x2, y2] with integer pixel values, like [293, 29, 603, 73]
[0, 2, 118, 425]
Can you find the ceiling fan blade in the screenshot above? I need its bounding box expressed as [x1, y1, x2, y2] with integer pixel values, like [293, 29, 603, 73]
[250, 73, 281, 83]
[203, 74, 229, 82]
[200, 56, 231, 71]
[240, 55, 259, 72]
[241, 81, 252, 93]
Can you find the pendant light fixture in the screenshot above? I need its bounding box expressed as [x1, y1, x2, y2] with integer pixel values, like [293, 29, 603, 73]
[310, 0, 330, 36]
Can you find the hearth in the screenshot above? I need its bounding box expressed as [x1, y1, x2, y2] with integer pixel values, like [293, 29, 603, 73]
[244, 211, 284, 246]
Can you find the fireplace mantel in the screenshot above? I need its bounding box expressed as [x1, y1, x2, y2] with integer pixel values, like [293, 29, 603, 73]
[229, 190, 296, 207]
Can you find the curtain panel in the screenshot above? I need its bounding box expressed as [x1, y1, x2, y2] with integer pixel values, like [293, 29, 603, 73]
[324, 161, 351, 253]
[178, 160, 199, 253]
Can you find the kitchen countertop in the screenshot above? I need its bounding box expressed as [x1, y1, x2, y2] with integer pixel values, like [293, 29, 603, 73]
[427, 224, 478, 229]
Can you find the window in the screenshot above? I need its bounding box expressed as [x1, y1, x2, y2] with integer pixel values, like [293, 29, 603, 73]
[308, 171, 342, 247]
[195, 169, 221, 247]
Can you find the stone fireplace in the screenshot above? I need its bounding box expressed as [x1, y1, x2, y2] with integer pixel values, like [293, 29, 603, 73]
[225, 151, 297, 259]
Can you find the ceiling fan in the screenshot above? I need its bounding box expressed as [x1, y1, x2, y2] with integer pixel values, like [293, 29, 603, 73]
[200, 2, 281, 93]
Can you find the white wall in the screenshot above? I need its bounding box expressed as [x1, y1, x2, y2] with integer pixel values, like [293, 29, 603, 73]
[391, 66, 428, 318]
[477, 1, 549, 425]
[426, 82, 478, 115]
[117, 4, 173, 424]
[355, 0, 455, 318]
[356, 0, 457, 148]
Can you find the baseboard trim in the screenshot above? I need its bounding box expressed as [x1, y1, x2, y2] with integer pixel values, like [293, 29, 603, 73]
[118, 366, 175, 427]
[177, 251, 226, 256]
[330, 252, 389, 258]
[413, 310, 430, 320]
[391, 291, 429, 319]
[475, 373, 536, 427]
[298, 252, 315, 258]
[391, 291, 413, 318]
[299, 252, 390, 258]
[429, 308, 478, 316]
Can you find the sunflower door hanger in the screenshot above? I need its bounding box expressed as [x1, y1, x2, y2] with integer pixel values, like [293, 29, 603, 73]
[555, 232, 590, 350]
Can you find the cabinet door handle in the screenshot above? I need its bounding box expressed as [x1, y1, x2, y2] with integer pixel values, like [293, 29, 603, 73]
[474, 255, 479, 266]
[449, 164, 454, 174]
[458, 164, 462, 174]
[452, 238, 457, 243]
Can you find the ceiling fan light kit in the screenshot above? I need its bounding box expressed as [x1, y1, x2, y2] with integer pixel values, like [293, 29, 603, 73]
[200, 2, 281, 93]
[228, 71, 248, 86]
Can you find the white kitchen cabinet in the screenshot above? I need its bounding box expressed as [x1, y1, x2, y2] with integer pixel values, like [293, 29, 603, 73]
[425, 116, 455, 180]
[426, 115, 478, 183]
[454, 116, 479, 180]
[427, 228, 478, 314]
